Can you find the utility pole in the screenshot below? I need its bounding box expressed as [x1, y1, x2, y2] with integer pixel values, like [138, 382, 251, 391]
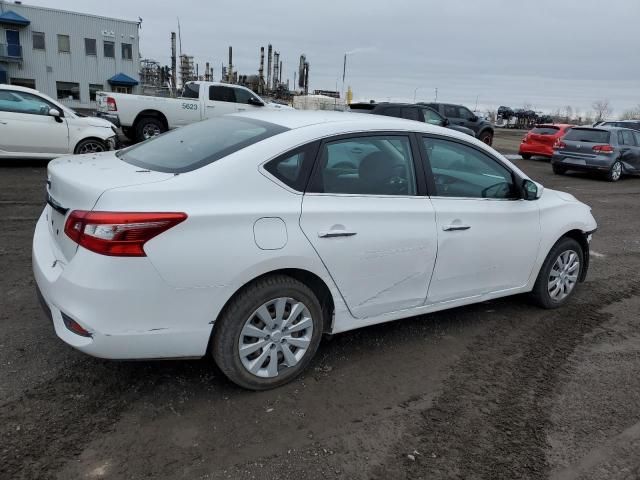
[435, 87, 438, 102]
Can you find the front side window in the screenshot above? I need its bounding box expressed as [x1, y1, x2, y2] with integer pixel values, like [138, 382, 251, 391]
[117, 117, 288, 173]
[85, 38, 96, 55]
[309, 136, 417, 196]
[458, 107, 475, 120]
[56, 81, 80, 101]
[209, 85, 236, 102]
[423, 137, 517, 199]
[0, 90, 52, 115]
[121, 43, 132, 60]
[89, 84, 103, 102]
[233, 87, 260, 104]
[422, 107, 443, 125]
[181, 83, 200, 99]
[57, 34, 70, 53]
[32, 32, 45, 50]
[103, 41, 115, 58]
[444, 105, 459, 118]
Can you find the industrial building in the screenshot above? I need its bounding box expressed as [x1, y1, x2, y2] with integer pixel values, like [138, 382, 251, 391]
[0, 1, 140, 110]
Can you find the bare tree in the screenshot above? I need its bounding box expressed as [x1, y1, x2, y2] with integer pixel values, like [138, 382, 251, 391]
[592, 99, 612, 122]
[620, 105, 640, 120]
[583, 111, 594, 125]
[564, 105, 573, 123]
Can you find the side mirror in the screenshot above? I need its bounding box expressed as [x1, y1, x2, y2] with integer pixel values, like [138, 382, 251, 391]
[470, 115, 479, 122]
[523, 179, 543, 200]
[248, 97, 265, 107]
[442, 118, 450, 127]
[49, 108, 61, 117]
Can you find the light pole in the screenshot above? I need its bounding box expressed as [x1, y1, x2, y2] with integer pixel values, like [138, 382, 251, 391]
[434, 87, 438, 102]
[413, 86, 427, 102]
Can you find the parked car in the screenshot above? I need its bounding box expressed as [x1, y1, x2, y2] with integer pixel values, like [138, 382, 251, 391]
[597, 120, 640, 131]
[34, 111, 596, 390]
[551, 126, 640, 181]
[349, 102, 475, 137]
[421, 102, 494, 145]
[96, 81, 291, 143]
[519, 124, 574, 159]
[0, 85, 117, 159]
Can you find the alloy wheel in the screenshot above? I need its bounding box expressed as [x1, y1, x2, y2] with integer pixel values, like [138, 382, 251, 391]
[142, 124, 161, 139]
[611, 161, 622, 181]
[547, 249, 580, 301]
[78, 141, 105, 154]
[238, 297, 314, 378]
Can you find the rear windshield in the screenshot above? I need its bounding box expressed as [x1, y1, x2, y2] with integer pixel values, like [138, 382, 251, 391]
[531, 125, 559, 135]
[117, 117, 288, 173]
[563, 128, 610, 144]
[349, 104, 375, 112]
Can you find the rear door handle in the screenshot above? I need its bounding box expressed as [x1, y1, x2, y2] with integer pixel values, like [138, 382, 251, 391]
[443, 224, 470, 231]
[318, 230, 357, 238]
[0, 120, 7, 125]
[237, 108, 246, 111]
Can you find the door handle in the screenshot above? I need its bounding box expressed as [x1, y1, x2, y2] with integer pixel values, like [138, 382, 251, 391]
[237, 108, 246, 111]
[318, 230, 357, 238]
[206, 105, 215, 108]
[443, 224, 470, 231]
[0, 121, 7, 125]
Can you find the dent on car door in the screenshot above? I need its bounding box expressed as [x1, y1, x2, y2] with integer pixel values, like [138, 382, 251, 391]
[421, 136, 541, 303]
[0, 89, 69, 154]
[299, 134, 437, 319]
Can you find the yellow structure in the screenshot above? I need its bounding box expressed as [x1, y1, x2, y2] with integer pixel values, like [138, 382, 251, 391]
[346, 86, 353, 105]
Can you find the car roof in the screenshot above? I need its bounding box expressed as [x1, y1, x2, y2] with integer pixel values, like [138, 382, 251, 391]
[0, 84, 41, 94]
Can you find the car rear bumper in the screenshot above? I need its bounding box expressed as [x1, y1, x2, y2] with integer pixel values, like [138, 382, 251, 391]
[32, 209, 214, 360]
[551, 154, 614, 172]
[519, 143, 553, 157]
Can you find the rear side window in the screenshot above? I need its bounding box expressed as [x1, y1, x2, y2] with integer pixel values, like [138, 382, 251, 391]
[308, 136, 417, 196]
[210, 86, 236, 102]
[117, 117, 288, 173]
[619, 130, 636, 146]
[531, 126, 560, 135]
[564, 128, 610, 143]
[264, 143, 318, 191]
[378, 107, 401, 118]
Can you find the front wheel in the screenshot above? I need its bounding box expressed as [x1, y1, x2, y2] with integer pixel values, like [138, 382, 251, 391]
[74, 138, 106, 154]
[531, 237, 583, 309]
[479, 131, 493, 146]
[212, 275, 324, 390]
[135, 117, 165, 143]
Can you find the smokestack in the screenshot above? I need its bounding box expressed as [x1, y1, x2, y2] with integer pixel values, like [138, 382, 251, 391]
[171, 32, 177, 93]
[228, 46, 233, 83]
[205, 62, 210, 81]
[267, 44, 273, 90]
[279, 60, 283, 83]
[304, 61, 309, 95]
[273, 52, 279, 89]
[259, 46, 265, 94]
[298, 54, 306, 88]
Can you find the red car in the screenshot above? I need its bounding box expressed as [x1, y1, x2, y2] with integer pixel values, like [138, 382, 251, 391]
[519, 124, 574, 159]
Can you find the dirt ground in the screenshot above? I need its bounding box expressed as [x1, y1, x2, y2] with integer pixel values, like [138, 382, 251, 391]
[1, 129, 639, 479]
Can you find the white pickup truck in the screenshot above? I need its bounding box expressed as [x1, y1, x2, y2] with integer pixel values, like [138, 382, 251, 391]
[96, 81, 291, 143]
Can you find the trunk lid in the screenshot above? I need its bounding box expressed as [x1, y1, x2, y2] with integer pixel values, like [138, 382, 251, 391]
[528, 125, 561, 145]
[557, 128, 611, 159]
[46, 151, 174, 262]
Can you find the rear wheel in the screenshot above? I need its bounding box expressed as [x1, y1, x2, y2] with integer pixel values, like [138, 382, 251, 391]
[531, 237, 583, 309]
[606, 160, 622, 182]
[521, 153, 532, 160]
[212, 275, 324, 390]
[552, 164, 567, 175]
[135, 117, 165, 143]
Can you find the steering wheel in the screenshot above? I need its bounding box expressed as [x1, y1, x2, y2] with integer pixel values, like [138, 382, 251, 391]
[481, 182, 512, 198]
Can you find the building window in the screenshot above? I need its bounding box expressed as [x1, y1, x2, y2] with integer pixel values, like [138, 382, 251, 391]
[89, 84, 103, 102]
[57, 34, 70, 53]
[113, 86, 132, 94]
[56, 81, 80, 101]
[32, 32, 45, 50]
[103, 41, 115, 58]
[10, 78, 36, 89]
[121, 43, 132, 60]
[85, 38, 96, 56]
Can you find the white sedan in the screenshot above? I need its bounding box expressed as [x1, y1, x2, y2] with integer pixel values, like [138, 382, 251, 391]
[0, 85, 117, 159]
[33, 111, 597, 389]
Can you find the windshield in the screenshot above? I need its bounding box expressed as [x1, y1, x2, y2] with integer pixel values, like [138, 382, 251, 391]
[564, 128, 610, 143]
[531, 126, 560, 135]
[117, 117, 288, 173]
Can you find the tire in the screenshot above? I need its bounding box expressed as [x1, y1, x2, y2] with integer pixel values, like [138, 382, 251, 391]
[135, 117, 165, 143]
[74, 138, 107, 155]
[552, 164, 567, 175]
[479, 130, 493, 146]
[521, 153, 532, 160]
[212, 275, 324, 390]
[530, 237, 583, 309]
[605, 160, 623, 182]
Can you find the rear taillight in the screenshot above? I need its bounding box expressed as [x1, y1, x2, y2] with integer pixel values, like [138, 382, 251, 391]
[522, 136, 529, 144]
[554, 140, 566, 150]
[64, 211, 187, 257]
[106, 96, 117, 111]
[592, 144, 614, 154]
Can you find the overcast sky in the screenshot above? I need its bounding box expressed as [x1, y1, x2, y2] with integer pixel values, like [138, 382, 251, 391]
[24, 0, 640, 116]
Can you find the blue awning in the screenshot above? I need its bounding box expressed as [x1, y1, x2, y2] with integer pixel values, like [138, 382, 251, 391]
[108, 73, 139, 87]
[0, 10, 31, 26]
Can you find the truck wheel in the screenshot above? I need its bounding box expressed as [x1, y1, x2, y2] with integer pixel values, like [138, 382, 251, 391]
[135, 117, 165, 142]
[479, 131, 493, 145]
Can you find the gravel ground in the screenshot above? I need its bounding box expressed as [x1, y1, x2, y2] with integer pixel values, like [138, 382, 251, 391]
[1, 130, 639, 479]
